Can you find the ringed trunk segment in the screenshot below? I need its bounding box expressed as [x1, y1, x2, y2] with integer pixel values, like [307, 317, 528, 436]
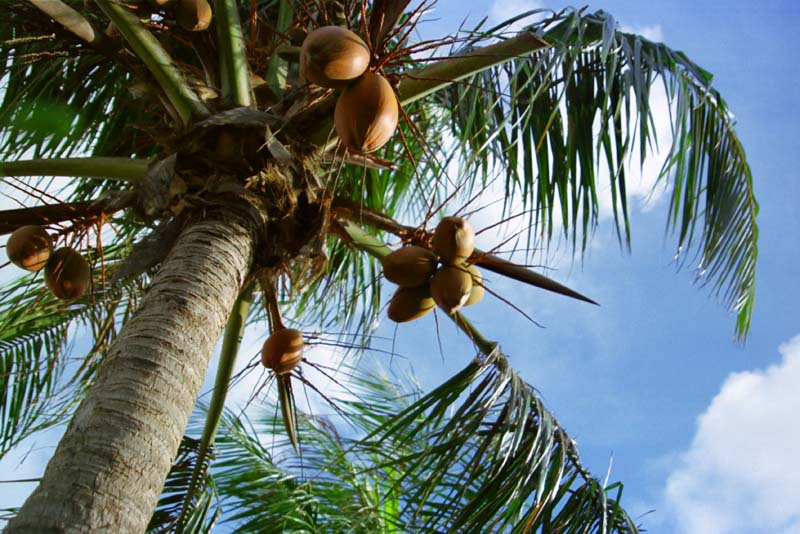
[6, 202, 262, 533]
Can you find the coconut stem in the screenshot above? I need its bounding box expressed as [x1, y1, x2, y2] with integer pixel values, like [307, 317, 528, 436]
[0, 157, 149, 182]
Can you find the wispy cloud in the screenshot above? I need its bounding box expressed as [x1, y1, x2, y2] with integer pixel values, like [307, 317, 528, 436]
[664, 334, 800, 533]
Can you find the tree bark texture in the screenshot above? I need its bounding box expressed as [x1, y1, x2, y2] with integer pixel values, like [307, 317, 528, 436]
[6, 204, 261, 533]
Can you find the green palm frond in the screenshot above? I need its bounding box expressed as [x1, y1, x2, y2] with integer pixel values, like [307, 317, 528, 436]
[147, 436, 220, 534]
[0, 2, 147, 160]
[436, 8, 757, 338]
[201, 357, 637, 533]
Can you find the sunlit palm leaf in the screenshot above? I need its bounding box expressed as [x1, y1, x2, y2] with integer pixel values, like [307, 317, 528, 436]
[203, 359, 637, 533]
[437, 8, 757, 338]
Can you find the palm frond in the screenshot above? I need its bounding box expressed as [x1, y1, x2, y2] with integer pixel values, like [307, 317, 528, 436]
[204, 355, 638, 533]
[147, 436, 220, 534]
[0, 1, 150, 160]
[436, 8, 757, 338]
[0, 240, 145, 457]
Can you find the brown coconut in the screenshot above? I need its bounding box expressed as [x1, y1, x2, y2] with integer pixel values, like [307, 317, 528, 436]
[177, 0, 212, 31]
[464, 265, 484, 306]
[387, 283, 435, 323]
[430, 264, 472, 314]
[300, 26, 370, 88]
[433, 216, 475, 264]
[45, 247, 91, 300]
[261, 328, 304, 375]
[381, 246, 437, 287]
[334, 72, 399, 153]
[6, 225, 53, 272]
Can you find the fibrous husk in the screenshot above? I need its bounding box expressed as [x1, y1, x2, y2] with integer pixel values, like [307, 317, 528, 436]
[464, 264, 484, 306]
[334, 72, 398, 153]
[176, 0, 212, 31]
[433, 216, 475, 264]
[261, 328, 304, 375]
[6, 225, 53, 272]
[387, 283, 435, 323]
[430, 264, 472, 314]
[45, 247, 91, 300]
[381, 245, 437, 287]
[300, 26, 370, 88]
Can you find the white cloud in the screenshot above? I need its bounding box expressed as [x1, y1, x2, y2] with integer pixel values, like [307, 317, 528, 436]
[620, 24, 664, 43]
[664, 334, 800, 534]
[488, 0, 545, 32]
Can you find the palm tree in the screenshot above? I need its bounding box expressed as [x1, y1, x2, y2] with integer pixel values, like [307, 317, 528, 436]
[0, 0, 757, 532]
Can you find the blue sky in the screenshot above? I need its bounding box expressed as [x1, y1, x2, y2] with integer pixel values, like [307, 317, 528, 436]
[2, 1, 799, 533]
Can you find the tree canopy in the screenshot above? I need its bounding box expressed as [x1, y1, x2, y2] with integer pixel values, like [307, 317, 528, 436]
[0, 1, 757, 532]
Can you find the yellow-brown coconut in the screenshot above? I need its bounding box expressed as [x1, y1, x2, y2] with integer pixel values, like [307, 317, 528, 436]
[464, 265, 484, 306]
[6, 225, 53, 272]
[433, 216, 475, 264]
[387, 283, 435, 323]
[261, 328, 304, 375]
[177, 0, 212, 31]
[430, 265, 472, 314]
[334, 72, 398, 153]
[381, 246, 437, 287]
[300, 26, 370, 88]
[45, 247, 91, 300]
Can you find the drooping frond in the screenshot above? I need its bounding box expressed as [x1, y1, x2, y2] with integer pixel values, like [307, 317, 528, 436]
[435, 8, 758, 338]
[203, 357, 638, 533]
[147, 435, 220, 534]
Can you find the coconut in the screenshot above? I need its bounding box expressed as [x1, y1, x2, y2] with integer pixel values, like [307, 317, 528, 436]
[430, 264, 472, 314]
[261, 328, 304, 375]
[433, 216, 475, 264]
[6, 225, 53, 272]
[300, 26, 370, 88]
[464, 265, 484, 306]
[176, 0, 212, 31]
[334, 72, 398, 153]
[381, 246, 437, 287]
[45, 247, 91, 300]
[387, 283, 435, 323]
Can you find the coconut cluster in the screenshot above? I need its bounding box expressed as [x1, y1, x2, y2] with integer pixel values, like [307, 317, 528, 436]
[383, 216, 484, 323]
[300, 26, 399, 153]
[261, 328, 304, 375]
[6, 225, 91, 300]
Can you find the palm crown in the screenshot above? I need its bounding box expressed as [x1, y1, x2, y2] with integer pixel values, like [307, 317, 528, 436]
[0, 0, 757, 532]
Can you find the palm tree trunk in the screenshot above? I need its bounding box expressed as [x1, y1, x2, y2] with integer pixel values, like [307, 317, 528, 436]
[6, 202, 262, 533]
